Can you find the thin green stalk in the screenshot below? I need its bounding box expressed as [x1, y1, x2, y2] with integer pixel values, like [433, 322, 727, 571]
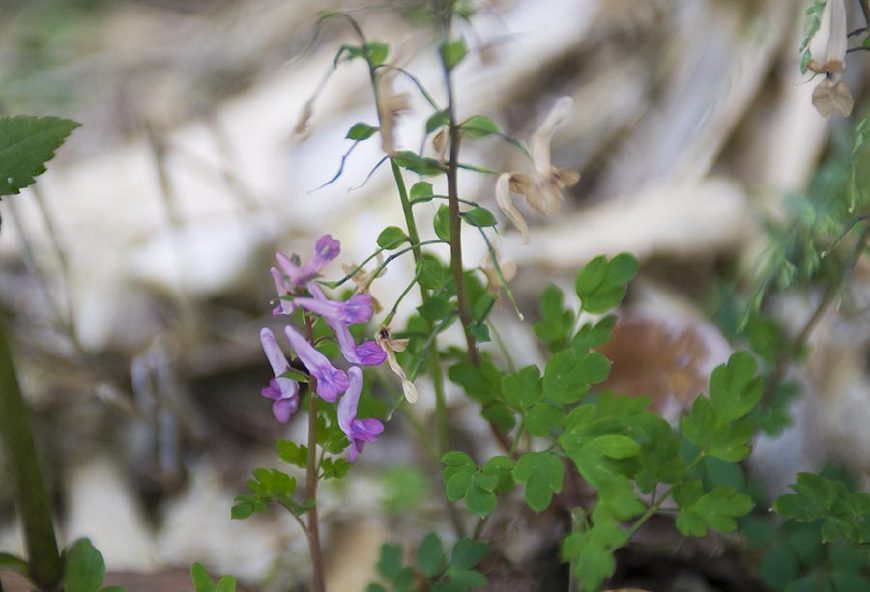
[0, 313, 62, 591]
[387, 161, 450, 456]
[442, 45, 479, 366]
[302, 313, 326, 592]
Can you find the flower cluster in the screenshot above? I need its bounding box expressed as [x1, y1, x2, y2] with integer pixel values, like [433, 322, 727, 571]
[259, 235, 386, 461]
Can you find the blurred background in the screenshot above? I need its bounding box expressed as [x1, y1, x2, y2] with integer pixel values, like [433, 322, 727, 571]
[0, 0, 868, 590]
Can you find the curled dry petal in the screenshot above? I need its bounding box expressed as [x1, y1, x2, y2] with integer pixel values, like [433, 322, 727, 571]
[376, 71, 411, 155]
[495, 172, 530, 242]
[482, 246, 518, 295]
[376, 328, 418, 403]
[813, 77, 854, 118]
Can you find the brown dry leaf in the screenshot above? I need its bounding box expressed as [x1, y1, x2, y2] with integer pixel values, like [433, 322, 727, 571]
[598, 317, 711, 421]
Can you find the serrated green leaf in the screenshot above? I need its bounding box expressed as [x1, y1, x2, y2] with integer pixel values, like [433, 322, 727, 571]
[0, 116, 79, 197]
[502, 365, 542, 410]
[276, 440, 308, 467]
[512, 451, 564, 511]
[542, 349, 611, 404]
[709, 352, 763, 423]
[575, 253, 639, 314]
[676, 486, 753, 537]
[572, 316, 616, 351]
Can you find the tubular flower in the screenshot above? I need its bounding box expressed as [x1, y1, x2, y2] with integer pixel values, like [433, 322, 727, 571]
[376, 70, 411, 155]
[259, 328, 300, 423]
[806, 0, 853, 118]
[284, 324, 349, 402]
[377, 328, 418, 404]
[338, 367, 384, 461]
[302, 283, 387, 366]
[274, 234, 341, 295]
[495, 97, 580, 241]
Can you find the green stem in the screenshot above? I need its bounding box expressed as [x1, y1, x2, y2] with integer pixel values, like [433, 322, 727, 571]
[0, 312, 62, 591]
[387, 160, 450, 456]
[443, 75, 479, 365]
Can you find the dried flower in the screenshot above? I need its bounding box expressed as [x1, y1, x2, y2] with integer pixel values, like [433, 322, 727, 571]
[807, 0, 847, 75]
[337, 366, 385, 461]
[376, 70, 411, 155]
[495, 97, 580, 240]
[377, 328, 418, 403]
[813, 78, 854, 118]
[482, 246, 517, 295]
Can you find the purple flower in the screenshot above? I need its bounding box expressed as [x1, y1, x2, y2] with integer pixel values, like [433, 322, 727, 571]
[261, 379, 300, 423]
[284, 324, 349, 402]
[274, 235, 341, 294]
[338, 367, 384, 461]
[302, 283, 387, 366]
[259, 328, 300, 423]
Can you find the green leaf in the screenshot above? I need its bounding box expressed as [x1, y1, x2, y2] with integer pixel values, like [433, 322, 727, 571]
[590, 434, 640, 460]
[460, 207, 497, 227]
[0, 116, 79, 197]
[439, 39, 468, 70]
[382, 465, 428, 514]
[502, 365, 542, 410]
[419, 294, 453, 321]
[410, 181, 435, 202]
[215, 577, 236, 592]
[572, 316, 616, 351]
[346, 123, 378, 140]
[418, 254, 449, 290]
[434, 205, 451, 241]
[276, 440, 307, 467]
[676, 486, 754, 537]
[364, 42, 390, 67]
[377, 226, 409, 249]
[394, 150, 444, 176]
[376, 543, 405, 580]
[447, 568, 486, 589]
[709, 352, 763, 423]
[426, 110, 450, 133]
[65, 539, 106, 592]
[321, 457, 352, 480]
[574, 253, 639, 314]
[460, 115, 500, 138]
[450, 538, 488, 569]
[542, 349, 611, 404]
[99, 587, 127, 592]
[534, 285, 575, 351]
[524, 402, 564, 437]
[513, 451, 564, 511]
[417, 532, 448, 578]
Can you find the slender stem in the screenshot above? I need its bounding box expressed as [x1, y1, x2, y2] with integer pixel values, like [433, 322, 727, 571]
[0, 312, 63, 591]
[386, 161, 451, 455]
[443, 51, 479, 366]
[302, 314, 326, 592]
[762, 223, 869, 405]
